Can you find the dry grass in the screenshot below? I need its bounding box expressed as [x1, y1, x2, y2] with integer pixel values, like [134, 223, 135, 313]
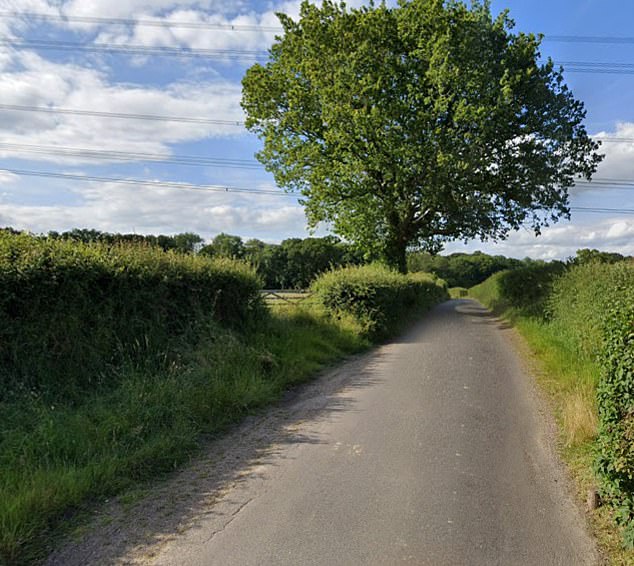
[562, 385, 598, 447]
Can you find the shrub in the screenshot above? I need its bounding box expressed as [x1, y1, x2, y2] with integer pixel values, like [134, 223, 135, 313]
[592, 264, 634, 545]
[495, 261, 566, 317]
[312, 264, 448, 338]
[0, 232, 262, 399]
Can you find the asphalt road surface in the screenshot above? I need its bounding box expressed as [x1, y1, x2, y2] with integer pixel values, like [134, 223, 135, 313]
[146, 300, 597, 566]
[47, 299, 598, 566]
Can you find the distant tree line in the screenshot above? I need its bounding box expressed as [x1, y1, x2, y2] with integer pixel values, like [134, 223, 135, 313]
[35, 228, 366, 290]
[408, 251, 526, 288]
[2, 227, 630, 290]
[200, 233, 366, 289]
[46, 228, 204, 254]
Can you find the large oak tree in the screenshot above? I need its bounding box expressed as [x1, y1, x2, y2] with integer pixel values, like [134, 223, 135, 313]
[242, 0, 602, 272]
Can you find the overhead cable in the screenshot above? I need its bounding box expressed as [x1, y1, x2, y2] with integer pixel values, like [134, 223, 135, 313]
[0, 168, 295, 197]
[0, 11, 283, 32]
[1, 39, 267, 59]
[0, 142, 261, 169]
[0, 103, 245, 126]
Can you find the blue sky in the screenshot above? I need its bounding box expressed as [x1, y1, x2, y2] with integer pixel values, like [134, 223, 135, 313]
[0, 0, 632, 259]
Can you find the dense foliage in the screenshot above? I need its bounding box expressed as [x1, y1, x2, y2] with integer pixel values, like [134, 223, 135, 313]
[548, 262, 634, 546]
[202, 233, 366, 288]
[242, 0, 602, 271]
[496, 261, 567, 317]
[312, 264, 448, 338]
[47, 228, 204, 253]
[408, 251, 524, 288]
[0, 232, 261, 399]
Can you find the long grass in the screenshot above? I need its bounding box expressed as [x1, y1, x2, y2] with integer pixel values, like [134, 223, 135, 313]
[0, 306, 368, 565]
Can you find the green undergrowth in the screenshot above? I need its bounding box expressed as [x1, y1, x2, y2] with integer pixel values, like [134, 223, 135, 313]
[0, 232, 261, 400]
[470, 262, 634, 562]
[0, 306, 368, 565]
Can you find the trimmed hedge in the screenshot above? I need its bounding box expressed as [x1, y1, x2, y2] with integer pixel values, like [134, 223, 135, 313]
[311, 264, 448, 338]
[0, 232, 262, 399]
[496, 261, 567, 317]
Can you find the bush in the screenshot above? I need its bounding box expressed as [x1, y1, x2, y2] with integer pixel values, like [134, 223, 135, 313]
[474, 260, 634, 546]
[0, 232, 262, 399]
[591, 264, 634, 545]
[495, 261, 566, 317]
[312, 264, 448, 338]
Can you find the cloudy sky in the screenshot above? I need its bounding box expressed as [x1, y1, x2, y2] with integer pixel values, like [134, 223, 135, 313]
[0, 0, 632, 259]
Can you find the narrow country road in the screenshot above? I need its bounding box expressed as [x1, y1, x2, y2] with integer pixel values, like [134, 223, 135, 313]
[48, 300, 598, 566]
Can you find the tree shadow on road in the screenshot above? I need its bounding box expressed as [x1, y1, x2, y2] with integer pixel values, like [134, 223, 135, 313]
[45, 350, 387, 566]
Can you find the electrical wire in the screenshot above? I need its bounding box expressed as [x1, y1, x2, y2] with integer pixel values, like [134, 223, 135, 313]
[570, 206, 634, 215]
[3, 39, 634, 74]
[0, 167, 297, 197]
[0, 11, 284, 32]
[0, 142, 262, 169]
[1, 39, 268, 60]
[4, 13, 634, 46]
[0, 103, 245, 126]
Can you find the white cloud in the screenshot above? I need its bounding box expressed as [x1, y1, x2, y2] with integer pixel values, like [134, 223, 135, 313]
[0, 170, 18, 184]
[0, 177, 307, 240]
[445, 217, 634, 260]
[0, 50, 245, 164]
[593, 122, 634, 180]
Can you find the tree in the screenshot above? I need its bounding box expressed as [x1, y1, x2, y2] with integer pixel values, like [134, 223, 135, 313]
[173, 232, 204, 254]
[206, 233, 245, 259]
[242, 0, 602, 272]
[572, 248, 625, 265]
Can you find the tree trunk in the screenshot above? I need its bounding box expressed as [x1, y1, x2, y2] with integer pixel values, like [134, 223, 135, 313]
[385, 237, 408, 274]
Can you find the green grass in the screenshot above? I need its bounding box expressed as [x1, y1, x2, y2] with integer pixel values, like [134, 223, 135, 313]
[0, 306, 368, 565]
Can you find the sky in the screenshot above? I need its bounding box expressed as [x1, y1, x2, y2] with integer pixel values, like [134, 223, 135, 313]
[0, 0, 632, 260]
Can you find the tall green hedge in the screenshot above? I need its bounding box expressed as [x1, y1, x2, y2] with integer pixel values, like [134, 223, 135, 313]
[312, 264, 448, 338]
[0, 233, 262, 399]
[496, 261, 567, 317]
[590, 264, 634, 546]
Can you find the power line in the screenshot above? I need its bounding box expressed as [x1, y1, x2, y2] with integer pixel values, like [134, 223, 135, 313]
[0, 11, 283, 32]
[4, 13, 634, 46]
[571, 206, 634, 215]
[1, 104, 633, 140]
[556, 61, 634, 75]
[0, 103, 245, 126]
[546, 35, 634, 45]
[0, 142, 262, 169]
[1, 168, 632, 215]
[592, 138, 634, 143]
[0, 168, 296, 197]
[1, 39, 267, 60]
[0, 144, 632, 187]
[4, 39, 633, 73]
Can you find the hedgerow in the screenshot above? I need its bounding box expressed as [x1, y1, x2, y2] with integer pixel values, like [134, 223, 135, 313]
[591, 264, 634, 546]
[0, 232, 262, 400]
[312, 264, 448, 338]
[495, 261, 566, 317]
